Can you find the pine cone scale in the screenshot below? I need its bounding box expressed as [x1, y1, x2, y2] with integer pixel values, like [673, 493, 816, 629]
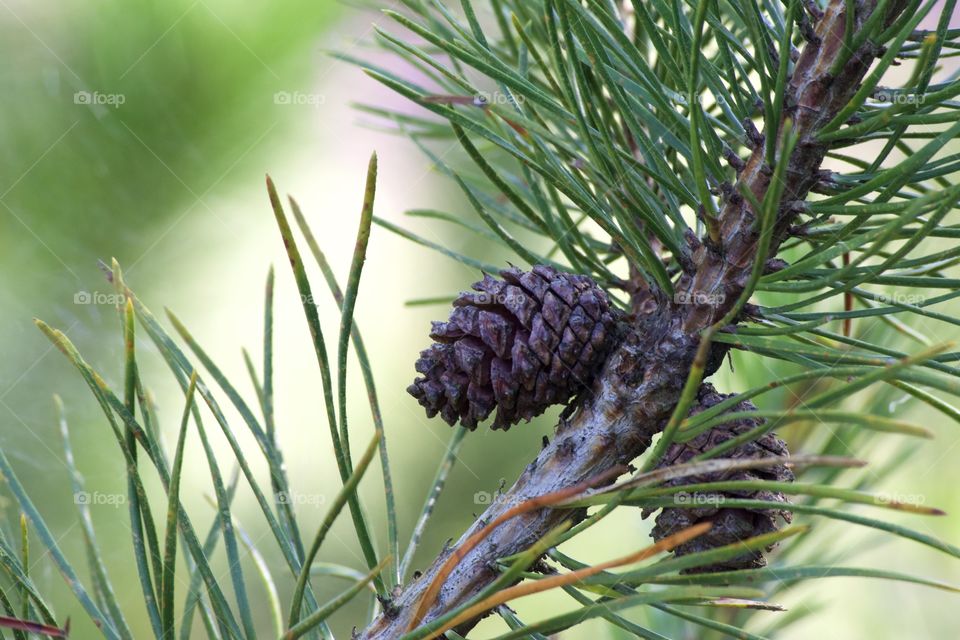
[647, 384, 794, 572]
[478, 310, 513, 358]
[408, 266, 620, 430]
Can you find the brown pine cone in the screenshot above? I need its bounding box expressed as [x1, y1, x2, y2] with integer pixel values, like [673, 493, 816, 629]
[407, 266, 621, 430]
[645, 384, 793, 572]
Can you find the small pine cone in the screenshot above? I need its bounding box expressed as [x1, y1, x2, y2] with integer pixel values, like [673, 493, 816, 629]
[407, 265, 621, 430]
[646, 384, 793, 572]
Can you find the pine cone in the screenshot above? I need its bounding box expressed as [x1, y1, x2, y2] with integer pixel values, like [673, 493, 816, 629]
[645, 384, 793, 572]
[407, 266, 621, 430]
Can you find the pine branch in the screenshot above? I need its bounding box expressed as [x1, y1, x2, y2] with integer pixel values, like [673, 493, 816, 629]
[6, 2, 957, 639]
[358, 1, 912, 637]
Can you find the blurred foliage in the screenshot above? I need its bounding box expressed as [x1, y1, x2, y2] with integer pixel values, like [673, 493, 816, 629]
[0, 0, 340, 432]
[0, 2, 339, 636]
[0, 0, 338, 304]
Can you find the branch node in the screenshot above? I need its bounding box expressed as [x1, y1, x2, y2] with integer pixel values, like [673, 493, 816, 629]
[798, 12, 821, 44]
[816, 169, 838, 189]
[803, 0, 824, 20]
[376, 594, 401, 619]
[788, 222, 811, 236]
[763, 258, 790, 275]
[743, 118, 764, 150]
[784, 200, 808, 215]
[702, 234, 724, 259]
[742, 303, 764, 320]
[722, 146, 746, 173]
[556, 436, 578, 459]
[717, 181, 735, 203]
[531, 559, 556, 575]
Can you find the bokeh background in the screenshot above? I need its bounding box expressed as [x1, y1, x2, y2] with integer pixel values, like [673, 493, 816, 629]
[1, 1, 958, 638]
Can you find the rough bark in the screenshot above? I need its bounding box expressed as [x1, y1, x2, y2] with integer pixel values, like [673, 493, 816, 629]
[358, 1, 909, 637]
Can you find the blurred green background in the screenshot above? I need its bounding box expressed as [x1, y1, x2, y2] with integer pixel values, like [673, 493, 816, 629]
[1, 1, 958, 638]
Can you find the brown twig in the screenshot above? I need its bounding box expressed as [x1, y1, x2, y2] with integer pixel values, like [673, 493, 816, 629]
[358, 2, 910, 637]
[407, 465, 628, 630]
[424, 521, 713, 639]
